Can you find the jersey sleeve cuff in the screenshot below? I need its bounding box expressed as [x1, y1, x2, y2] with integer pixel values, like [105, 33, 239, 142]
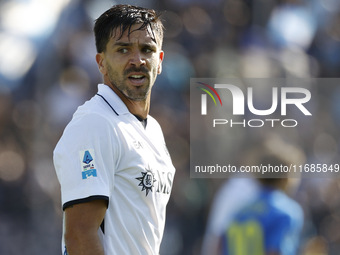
[63, 195, 109, 211]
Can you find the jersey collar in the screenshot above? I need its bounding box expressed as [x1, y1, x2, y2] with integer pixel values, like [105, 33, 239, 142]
[97, 84, 130, 115]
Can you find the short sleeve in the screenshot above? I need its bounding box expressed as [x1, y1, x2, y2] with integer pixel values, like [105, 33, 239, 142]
[53, 113, 118, 210]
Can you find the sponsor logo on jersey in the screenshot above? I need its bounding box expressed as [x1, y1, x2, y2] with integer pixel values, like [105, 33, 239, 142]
[136, 168, 156, 196]
[136, 166, 174, 196]
[155, 170, 173, 195]
[79, 149, 97, 179]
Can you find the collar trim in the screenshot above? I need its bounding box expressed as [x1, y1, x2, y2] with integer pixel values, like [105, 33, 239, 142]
[97, 84, 129, 115]
[96, 93, 119, 116]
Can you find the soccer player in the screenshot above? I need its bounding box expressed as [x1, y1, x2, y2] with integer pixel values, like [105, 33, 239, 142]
[201, 178, 260, 255]
[219, 155, 304, 255]
[53, 5, 175, 255]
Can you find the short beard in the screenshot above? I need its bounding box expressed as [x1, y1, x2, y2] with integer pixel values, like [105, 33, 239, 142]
[107, 64, 150, 101]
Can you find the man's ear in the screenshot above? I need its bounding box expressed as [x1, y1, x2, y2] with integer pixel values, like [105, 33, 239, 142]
[157, 50, 164, 75]
[96, 53, 106, 75]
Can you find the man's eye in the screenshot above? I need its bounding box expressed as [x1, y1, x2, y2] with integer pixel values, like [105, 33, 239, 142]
[118, 48, 128, 53]
[143, 48, 154, 53]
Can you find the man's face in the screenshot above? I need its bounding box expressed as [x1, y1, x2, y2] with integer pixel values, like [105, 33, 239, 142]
[97, 24, 164, 101]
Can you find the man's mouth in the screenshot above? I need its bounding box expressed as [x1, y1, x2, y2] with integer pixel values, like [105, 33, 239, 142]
[129, 74, 145, 80]
[128, 74, 147, 85]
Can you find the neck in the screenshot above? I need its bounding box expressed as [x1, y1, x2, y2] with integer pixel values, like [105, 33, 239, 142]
[105, 82, 150, 119]
[123, 96, 150, 119]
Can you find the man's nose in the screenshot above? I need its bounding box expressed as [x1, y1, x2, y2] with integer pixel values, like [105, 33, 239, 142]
[129, 50, 146, 67]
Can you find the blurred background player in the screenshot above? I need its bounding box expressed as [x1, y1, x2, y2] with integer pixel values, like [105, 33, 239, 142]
[220, 156, 303, 255]
[201, 178, 261, 255]
[203, 137, 305, 255]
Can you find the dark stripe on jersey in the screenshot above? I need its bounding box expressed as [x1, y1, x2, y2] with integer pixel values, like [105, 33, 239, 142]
[96, 93, 119, 116]
[63, 195, 109, 211]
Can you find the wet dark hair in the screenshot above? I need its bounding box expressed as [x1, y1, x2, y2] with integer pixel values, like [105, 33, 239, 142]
[94, 4, 164, 53]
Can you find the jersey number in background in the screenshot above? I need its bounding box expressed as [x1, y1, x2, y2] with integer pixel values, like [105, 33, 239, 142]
[225, 220, 264, 255]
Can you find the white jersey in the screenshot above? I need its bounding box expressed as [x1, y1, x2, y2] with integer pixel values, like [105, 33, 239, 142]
[53, 84, 176, 255]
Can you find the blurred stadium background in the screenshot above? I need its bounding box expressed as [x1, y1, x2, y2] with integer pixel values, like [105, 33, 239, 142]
[1, 0, 340, 254]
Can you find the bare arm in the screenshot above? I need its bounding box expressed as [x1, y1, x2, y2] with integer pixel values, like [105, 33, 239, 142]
[64, 199, 108, 255]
